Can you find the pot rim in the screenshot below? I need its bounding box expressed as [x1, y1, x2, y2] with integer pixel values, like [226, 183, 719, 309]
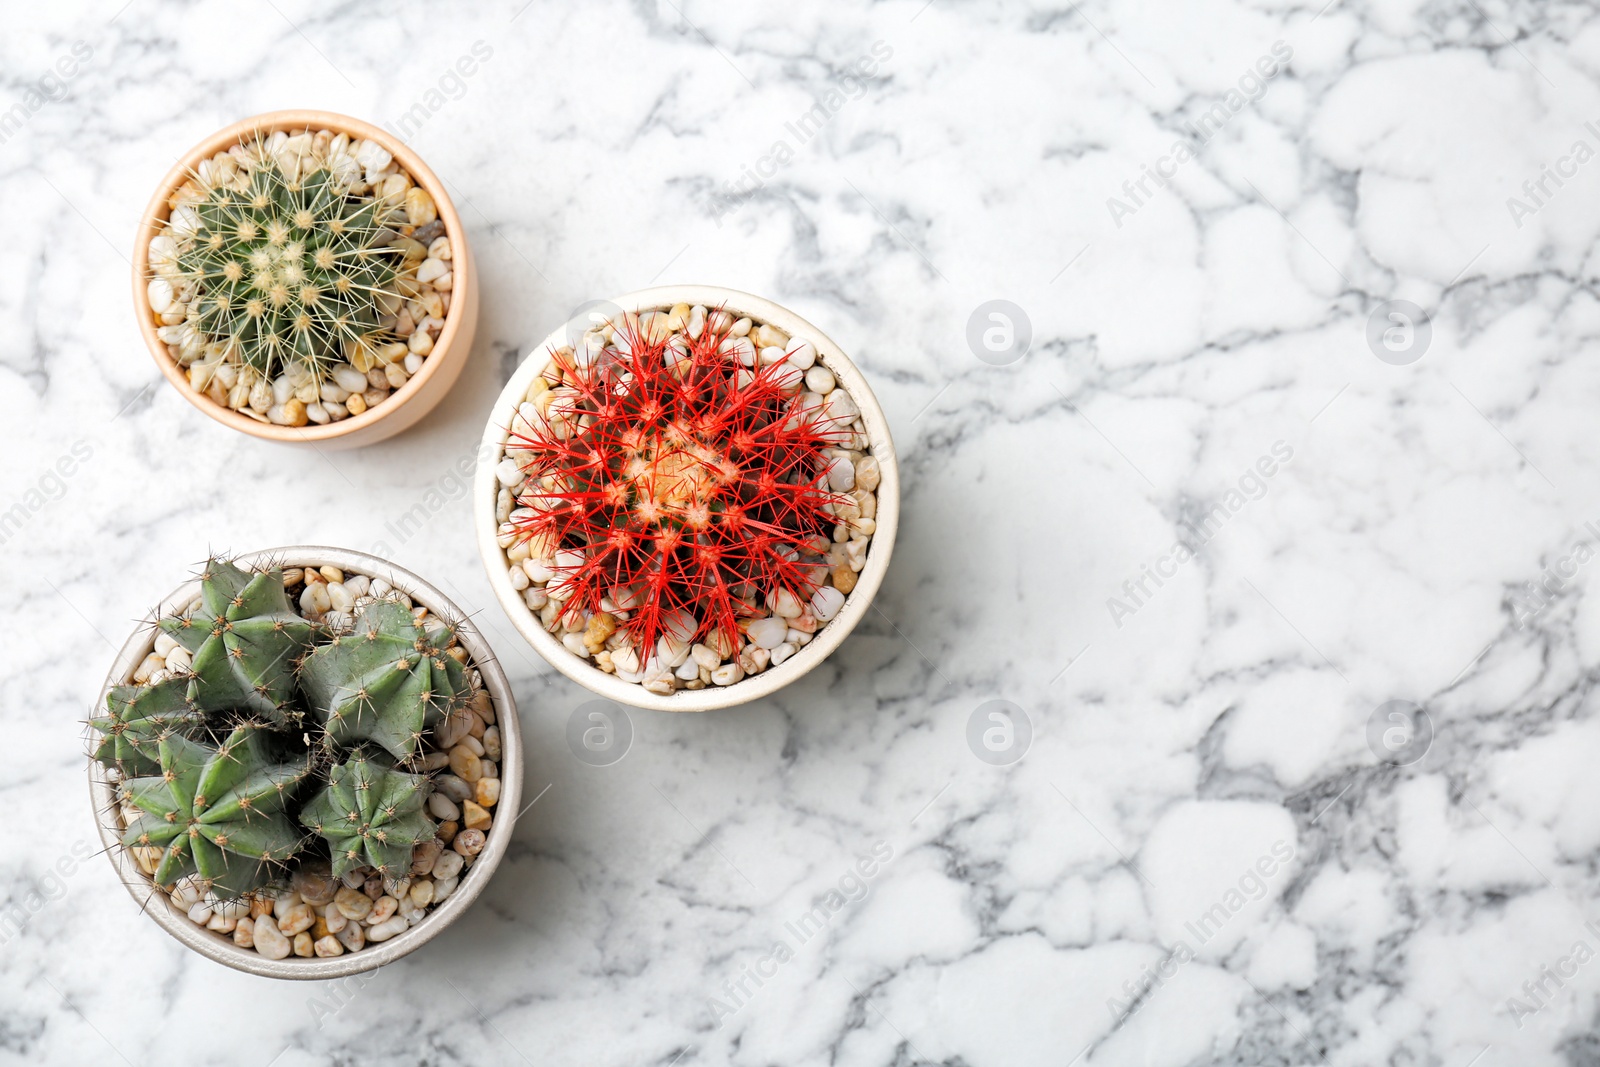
[130, 109, 475, 445]
[86, 546, 523, 980]
[474, 285, 900, 712]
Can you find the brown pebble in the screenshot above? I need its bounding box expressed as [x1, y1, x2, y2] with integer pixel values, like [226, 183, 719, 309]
[584, 612, 618, 653]
[832, 565, 857, 594]
[437, 819, 459, 845]
[462, 800, 492, 832]
[449, 745, 483, 782]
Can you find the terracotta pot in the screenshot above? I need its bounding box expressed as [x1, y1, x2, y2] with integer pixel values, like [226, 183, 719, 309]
[86, 547, 521, 979]
[475, 285, 899, 712]
[131, 110, 479, 449]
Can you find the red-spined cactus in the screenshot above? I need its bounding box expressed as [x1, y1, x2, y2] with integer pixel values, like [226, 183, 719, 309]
[505, 311, 850, 659]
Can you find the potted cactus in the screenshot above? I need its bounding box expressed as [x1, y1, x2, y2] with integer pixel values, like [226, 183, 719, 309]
[133, 110, 479, 449]
[87, 549, 520, 978]
[475, 286, 898, 711]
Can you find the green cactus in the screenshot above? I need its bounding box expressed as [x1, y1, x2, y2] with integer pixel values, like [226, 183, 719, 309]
[160, 558, 314, 724]
[89, 678, 205, 776]
[120, 725, 310, 899]
[299, 752, 436, 880]
[299, 599, 470, 762]
[175, 137, 405, 380]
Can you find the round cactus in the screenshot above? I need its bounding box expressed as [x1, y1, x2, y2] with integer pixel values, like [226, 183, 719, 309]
[159, 558, 315, 724]
[90, 678, 205, 777]
[119, 725, 310, 899]
[172, 134, 405, 381]
[298, 598, 470, 762]
[505, 310, 851, 657]
[298, 752, 436, 881]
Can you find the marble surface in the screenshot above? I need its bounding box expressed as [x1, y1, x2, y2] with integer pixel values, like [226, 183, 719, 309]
[4, 0, 1600, 1064]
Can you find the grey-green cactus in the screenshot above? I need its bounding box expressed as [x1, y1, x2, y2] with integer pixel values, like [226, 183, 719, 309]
[177, 137, 405, 380]
[299, 752, 436, 880]
[89, 678, 205, 776]
[299, 599, 470, 761]
[120, 725, 311, 899]
[160, 558, 314, 723]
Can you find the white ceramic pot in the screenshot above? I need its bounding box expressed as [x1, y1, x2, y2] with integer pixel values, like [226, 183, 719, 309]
[474, 286, 899, 712]
[86, 547, 522, 979]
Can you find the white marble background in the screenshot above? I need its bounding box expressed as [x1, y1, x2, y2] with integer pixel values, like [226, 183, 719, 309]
[4, 0, 1600, 1064]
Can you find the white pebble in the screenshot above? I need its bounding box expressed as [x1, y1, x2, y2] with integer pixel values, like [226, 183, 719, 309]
[785, 338, 816, 369]
[770, 642, 797, 666]
[332, 365, 368, 394]
[432, 850, 464, 880]
[417, 258, 449, 284]
[805, 366, 836, 394]
[747, 617, 788, 649]
[300, 582, 331, 615]
[826, 456, 855, 492]
[496, 458, 523, 487]
[711, 662, 745, 686]
[811, 585, 846, 621]
[367, 915, 409, 942]
[147, 277, 175, 314]
[427, 793, 460, 821]
[252, 915, 291, 960]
